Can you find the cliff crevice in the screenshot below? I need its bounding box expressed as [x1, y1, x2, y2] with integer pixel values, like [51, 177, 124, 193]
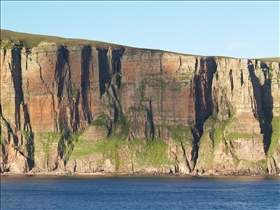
[0, 34, 279, 175]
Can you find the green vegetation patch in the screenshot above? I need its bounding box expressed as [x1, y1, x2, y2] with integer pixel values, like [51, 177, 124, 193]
[70, 114, 130, 170]
[237, 158, 268, 172]
[70, 140, 104, 159]
[197, 132, 214, 160]
[36, 132, 63, 167]
[102, 115, 130, 169]
[131, 138, 170, 167]
[0, 115, 15, 145]
[0, 136, 5, 145]
[89, 119, 107, 127]
[1, 29, 122, 49]
[35, 130, 81, 166]
[103, 138, 127, 170]
[196, 116, 216, 168]
[70, 88, 79, 99]
[170, 125, 193, 145]
[69, 114, 171, 169]
[62, 131, 82, 164]
[19, 131, 34, 162]
[202, 115, 216, 132]
[212, 116, 234, 149]
[37, 132, 62, 145]
[258, 57, 280, 63]
[215, 56, 234, 59]
[227, 132, 256, 140]
[268, 116, 280, 156]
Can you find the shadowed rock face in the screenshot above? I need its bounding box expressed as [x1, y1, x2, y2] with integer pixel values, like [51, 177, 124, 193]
[1, 40, 279, 175]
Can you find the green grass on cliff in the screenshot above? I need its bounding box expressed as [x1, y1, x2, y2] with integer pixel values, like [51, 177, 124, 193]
[69, 114, 171, 169]
[197, 132, 214, 167]
[234, 158, 268, 172]
[89, 119, 107, 127]
[268, 116, 280, 156]
[62, 131, 81, 163]
[171, 125, 194, 145]
[2, 30, 279, 62]
[70, 114, 130, 169]
[103, 133, 128, 170]
[70, 140, 104, 159]
[131, 138, 170, 167]
[227, 132, 258, 140]
[213, 117, 233, 149]
[36, 132, 63, 167]
[258, 57, 280, 62]
[0, 29, 121, 49]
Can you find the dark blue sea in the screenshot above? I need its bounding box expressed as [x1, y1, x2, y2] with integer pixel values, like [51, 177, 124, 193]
[1, 175, 279, 210]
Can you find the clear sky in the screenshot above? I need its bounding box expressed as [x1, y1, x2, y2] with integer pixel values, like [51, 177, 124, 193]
[1, 1, 279, 59]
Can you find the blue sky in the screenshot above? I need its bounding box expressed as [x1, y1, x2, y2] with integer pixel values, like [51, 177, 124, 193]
[1, 1, 279, 59]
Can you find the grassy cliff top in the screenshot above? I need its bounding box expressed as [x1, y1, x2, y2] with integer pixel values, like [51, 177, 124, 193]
[1, 29, 279, 62]
[258, 57, 280, 62]
[0, 29, 121, 49]
[0, 29, 199, 56]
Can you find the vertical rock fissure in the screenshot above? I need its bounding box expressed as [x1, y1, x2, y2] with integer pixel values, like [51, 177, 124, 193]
[193, 57, 217, 168]
[9, 47, 35, 170]
[73, 91, 80, 132]
[148, 100, 155, 139]
[229, 69, 234, 92]
[81, 46, 93, 124]
[112, 48, 125, 74]
[55, 47, 69, 132]
[11, 48, 24, 133]
[98, 48, 110, 98]
[248, 60, 273, 153]
[56, 47, 69, 102]
[2, 48, 6, 62]
[98, 48, 125, 122]
[248, 60, 263, 118]
[195, 58, 217, 134]
[240, 69, 244, 86]
[22, 103, 35, 169]
[260, 62, 273, 153]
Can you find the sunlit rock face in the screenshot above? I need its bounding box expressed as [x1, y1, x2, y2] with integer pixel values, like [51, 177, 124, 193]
[1, 37, 279, 175]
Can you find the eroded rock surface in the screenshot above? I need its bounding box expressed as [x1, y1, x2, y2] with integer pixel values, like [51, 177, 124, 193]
[1, 34, 279, 175]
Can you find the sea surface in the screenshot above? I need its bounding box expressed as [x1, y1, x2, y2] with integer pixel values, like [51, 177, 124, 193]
[1, 175, 279, 210]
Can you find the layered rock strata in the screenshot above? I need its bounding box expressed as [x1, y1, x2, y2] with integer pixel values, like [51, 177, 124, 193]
[1, 36, 279, 175]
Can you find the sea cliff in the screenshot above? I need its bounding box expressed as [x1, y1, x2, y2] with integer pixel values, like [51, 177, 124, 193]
[1, 30, 279, 175]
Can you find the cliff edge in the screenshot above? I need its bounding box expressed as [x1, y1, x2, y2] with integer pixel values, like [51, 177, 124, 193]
[1, 30, 279, 175]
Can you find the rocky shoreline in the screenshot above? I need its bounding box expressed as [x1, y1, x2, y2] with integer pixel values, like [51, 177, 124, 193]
[1, 169, 279, 178]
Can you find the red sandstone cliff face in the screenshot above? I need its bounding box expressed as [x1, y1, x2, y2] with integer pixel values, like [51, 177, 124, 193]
[1, 37, 279, 175]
